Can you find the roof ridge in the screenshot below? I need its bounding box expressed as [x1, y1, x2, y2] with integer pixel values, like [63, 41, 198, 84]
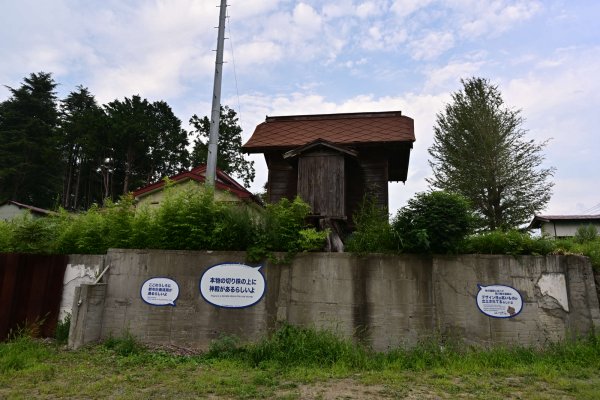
[265, 111, 403, 122]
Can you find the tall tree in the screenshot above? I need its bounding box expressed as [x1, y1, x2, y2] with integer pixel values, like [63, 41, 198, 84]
[190, 105, 255, 187]
[59, 86, 109, 209]
[0, 72, 61, 208]
[428, 77, 555, 231]
[104, 95, 190, 196]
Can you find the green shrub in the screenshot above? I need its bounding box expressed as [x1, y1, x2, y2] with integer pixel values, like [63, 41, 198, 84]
[574, 224, 598, 244]
[554, 237, 600, 270]
[259, 197, 313, 253]
[210, 205, 258, 251]
[345, 195, 396, 254]
[153, 187, 220, 250]
[392, 191, 473, 254]
[7, 213, 62, 254]
[0, 219, 14, 252]
[55, 314, 71, 345]
[297, 228, 329, 252]
[463, 230, 555, 255]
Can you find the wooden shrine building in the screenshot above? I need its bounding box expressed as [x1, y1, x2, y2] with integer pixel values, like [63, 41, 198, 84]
[243, 111, 415, 231]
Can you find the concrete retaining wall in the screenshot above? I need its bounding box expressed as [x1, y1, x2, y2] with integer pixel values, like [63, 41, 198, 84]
[69, 249, 600, 351]
[60, 255, 106, 320]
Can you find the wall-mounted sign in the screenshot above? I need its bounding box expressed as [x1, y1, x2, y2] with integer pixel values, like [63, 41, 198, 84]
[200, 263, 265, 308]
[476, 284, 523, 318]
[140, 277, 180, 306]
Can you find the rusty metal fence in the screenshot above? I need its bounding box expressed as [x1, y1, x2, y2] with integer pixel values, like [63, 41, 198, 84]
[0, 253, 67, 340]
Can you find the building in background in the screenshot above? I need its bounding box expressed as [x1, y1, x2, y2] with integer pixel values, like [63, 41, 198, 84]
[528, 215, 600, 238]
[132, 165, 262, 210]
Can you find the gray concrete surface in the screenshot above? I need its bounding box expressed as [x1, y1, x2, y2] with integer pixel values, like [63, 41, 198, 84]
[69, 250, 600, 351]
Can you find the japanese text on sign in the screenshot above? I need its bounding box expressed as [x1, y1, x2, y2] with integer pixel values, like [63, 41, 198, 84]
[140, 277, 180, 306]
[476, 284, 523, 318]
[200, 263, 265, 308]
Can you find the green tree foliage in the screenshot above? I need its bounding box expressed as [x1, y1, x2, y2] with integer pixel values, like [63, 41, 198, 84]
[190, 106, 255, 187]
[104, 96, 190, 196]
[392, 191, 473, 254]
[428, 77, 555, 231]
[1, 73, 193, 209]
[0, 190, 321, 257]
[59, 86, 109, 209]
[0, 72, 61, 208]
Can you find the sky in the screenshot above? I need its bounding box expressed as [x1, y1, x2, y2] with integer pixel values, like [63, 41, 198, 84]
[1, 0, 599, 217]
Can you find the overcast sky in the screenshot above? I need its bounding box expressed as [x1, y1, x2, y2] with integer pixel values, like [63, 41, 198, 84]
[2, 0, 599, 216]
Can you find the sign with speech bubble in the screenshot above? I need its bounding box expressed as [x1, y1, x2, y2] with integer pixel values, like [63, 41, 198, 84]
[476, 284, 523, 318]
[199, 263, 265, 308]
[140, 277, 180, 306]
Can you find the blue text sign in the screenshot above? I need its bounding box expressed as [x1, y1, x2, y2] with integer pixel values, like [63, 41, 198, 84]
[141, 277, 179, 306]
[200, 263, 265, 308]
[476, 284, 523, 318]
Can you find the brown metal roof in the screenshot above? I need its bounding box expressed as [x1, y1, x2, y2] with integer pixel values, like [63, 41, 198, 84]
[243, 111, 414, 152]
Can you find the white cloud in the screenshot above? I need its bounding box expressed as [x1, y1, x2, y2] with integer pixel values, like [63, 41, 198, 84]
[424, 60, 485, 91]
[410, 31, 455, 60]
[459, 0, 542, 37]
[391, 0, 434, 18]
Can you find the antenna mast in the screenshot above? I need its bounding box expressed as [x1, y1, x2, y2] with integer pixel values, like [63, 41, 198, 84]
[206, 0, 227, 187]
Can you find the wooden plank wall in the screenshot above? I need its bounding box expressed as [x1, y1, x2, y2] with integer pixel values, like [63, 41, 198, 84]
[266, 154, 298, 203]
[297, 151, 345, 218]
[0, 253, 67, 340]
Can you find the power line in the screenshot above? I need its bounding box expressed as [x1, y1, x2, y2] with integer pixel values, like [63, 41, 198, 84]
[226, 9, 243, 127]
[581, 202, 600, 214]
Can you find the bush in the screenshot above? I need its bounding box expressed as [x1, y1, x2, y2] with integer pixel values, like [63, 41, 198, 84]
[345, 195, 396, 254]
[0, 219, 14, 252]
[297, 228, 329, 252]
[463, 230, 555, 256]
[5, 213, 58, 254]
[574, 224, 598, 244]
[392, 191, 473, 254]
[554, 237, 600, 270]
[259, 197, 313, 253]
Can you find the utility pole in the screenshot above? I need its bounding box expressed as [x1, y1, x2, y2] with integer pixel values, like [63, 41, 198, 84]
[206, 0, 227, 187]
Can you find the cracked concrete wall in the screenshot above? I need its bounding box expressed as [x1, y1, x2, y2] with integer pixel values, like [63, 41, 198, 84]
[70, 250, 600, 351]
[433, 255, 600, 346]
[60, 254, 106, 320]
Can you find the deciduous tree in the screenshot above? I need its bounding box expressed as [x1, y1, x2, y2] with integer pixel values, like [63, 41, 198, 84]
[428, 77, 554, 230]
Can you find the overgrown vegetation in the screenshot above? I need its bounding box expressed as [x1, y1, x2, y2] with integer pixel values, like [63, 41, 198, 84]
[345, 195, 397, 254]
[392, 191, 473, 254]
[342, 192, 600, 268]
[1, 325, 600, 399]
[0, 188, 326, 260]
[1, 186, 599, 269]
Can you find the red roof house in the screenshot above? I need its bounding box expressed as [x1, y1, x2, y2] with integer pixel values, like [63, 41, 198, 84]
[132, 165, 261, 208]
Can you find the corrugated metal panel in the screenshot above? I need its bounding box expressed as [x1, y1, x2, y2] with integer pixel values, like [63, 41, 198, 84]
[0, 254, 67, 340]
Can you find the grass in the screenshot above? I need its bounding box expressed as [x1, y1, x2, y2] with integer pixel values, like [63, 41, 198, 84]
[1, 326, 600, 399]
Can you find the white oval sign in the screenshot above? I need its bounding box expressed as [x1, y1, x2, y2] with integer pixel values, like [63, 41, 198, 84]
[140, 277, 180, 306]
[476, 284, 523, 318]
[200, 263, 265, 308]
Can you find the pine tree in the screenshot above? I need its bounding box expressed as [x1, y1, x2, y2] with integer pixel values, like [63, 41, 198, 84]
[0, 72, 61, 208]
